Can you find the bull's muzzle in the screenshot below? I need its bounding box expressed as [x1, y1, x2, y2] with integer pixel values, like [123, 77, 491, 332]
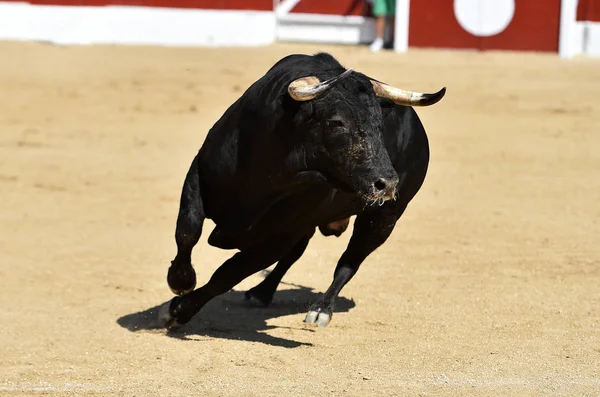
[372, 176, 399, 204]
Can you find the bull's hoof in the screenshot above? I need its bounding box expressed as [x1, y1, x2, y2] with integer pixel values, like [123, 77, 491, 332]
[304, 309, 332, 327]
[170, 285, 195, 296]
[243, 289, 272, 308]
[167, 263, 197, 296]
[157, 298, 185, 331]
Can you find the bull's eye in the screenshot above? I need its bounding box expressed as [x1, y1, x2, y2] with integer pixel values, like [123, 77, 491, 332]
[325, 119, 345, 128]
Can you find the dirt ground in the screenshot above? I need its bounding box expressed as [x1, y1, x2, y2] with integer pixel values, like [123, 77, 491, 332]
[0, 40, 599, 396]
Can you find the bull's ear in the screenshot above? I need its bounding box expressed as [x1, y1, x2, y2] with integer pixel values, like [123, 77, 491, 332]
[371, 80, 446, 107]
[288, 69, 353, 101]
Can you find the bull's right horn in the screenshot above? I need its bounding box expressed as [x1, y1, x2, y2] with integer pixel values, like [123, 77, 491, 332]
[371, 80, 446, 107]
[288, 69, 354, 101]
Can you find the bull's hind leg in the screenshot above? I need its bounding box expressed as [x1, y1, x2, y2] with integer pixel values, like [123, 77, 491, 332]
[159, 233, 305, 329]
[167, 154, 205, 296]
[244, 229, 316, 307]
[304, 205, 406, 327]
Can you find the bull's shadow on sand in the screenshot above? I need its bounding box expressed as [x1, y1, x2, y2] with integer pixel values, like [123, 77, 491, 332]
[117, 277, 356, 348]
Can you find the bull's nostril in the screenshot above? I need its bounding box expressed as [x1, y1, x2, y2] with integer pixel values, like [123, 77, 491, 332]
[374, 178, 387, 192]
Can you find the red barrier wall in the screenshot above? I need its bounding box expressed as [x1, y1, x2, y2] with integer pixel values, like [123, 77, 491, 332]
[290, 0, 368, 16]
[0, 0, 373, 14]
[578, 0, 600, 21]
[0, 0, 272, 9]
[408, 0, 561, 52]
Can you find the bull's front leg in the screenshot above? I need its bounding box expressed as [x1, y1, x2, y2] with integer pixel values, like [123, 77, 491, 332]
[304, 205, 406, 327]
[167, 154, 205, 296]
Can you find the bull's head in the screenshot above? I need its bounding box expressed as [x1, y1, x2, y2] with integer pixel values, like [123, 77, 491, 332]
[286, 67, 445, 206]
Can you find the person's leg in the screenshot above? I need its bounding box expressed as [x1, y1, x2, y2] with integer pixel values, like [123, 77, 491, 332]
[387, 16, 395, 45]
[371, 0, 396, 51]
[370, 0, 387, 52]
[384, 0, 396, 47]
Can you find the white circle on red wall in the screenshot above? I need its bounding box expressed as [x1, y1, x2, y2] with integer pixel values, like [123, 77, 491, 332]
[454, 0, 515, 37]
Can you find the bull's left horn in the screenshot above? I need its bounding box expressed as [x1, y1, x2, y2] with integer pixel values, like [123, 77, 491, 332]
[288, 69, 354, 101]
[371, 80, 446, 107]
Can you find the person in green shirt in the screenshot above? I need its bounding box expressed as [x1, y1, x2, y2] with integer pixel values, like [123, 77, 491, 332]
[369, 0, 395, 52]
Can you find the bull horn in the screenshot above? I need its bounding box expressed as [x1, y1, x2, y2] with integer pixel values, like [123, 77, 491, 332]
[371, 80, 446, 107]
[288, 69, 354, 101]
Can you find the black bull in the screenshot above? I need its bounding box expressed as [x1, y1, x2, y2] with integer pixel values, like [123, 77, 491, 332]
[159, 52, 446, 329]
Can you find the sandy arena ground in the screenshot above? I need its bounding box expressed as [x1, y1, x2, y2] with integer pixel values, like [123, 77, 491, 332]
[0, 41, 599, 396]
